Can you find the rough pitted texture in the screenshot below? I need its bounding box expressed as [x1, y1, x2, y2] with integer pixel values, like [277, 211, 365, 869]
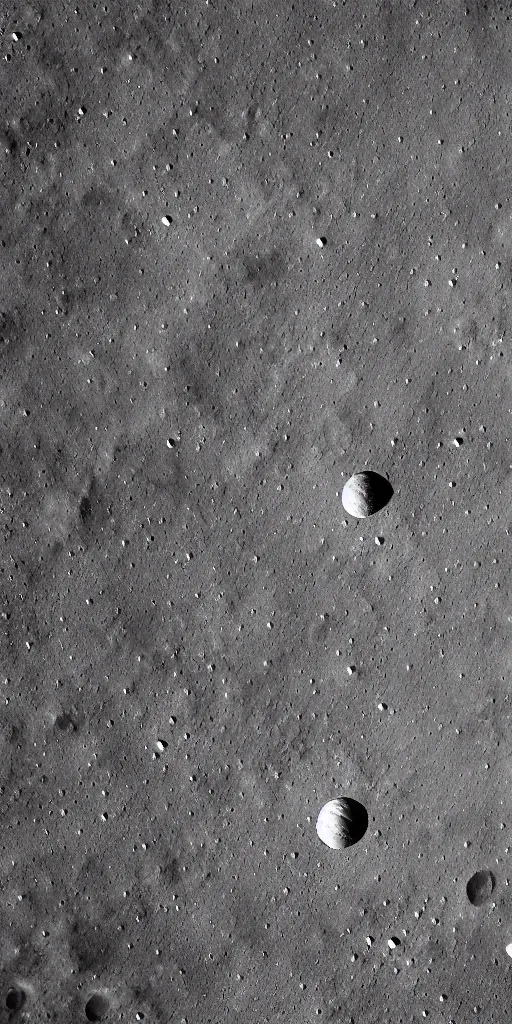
[0, 0, 510, 1021]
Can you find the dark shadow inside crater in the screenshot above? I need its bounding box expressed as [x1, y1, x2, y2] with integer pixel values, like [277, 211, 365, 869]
[85, 992, 111, 1022]
[6, 986, 26, 1012]
[466, 869, 496, 906]
[363, 471, 394, 515]
[341, 797, 369, 846]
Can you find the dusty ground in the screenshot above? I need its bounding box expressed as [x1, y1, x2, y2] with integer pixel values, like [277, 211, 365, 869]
[0, 0, 511, 1020]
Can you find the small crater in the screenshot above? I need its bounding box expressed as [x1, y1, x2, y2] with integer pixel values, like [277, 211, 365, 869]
[341, 470, 393, 518]
[79, 494, 92, 520]
[316, 796, 368, 849]
[161, 855, 182, 886]
[55, 712, 78, 732]
[69, 918, 112, 972]
[466, 868, 496, 906]
[0, 307, 23, 350]
[0, 128, 18, 157]
[85, 991, 111, 1021]
[5, 985, 26, 1011]
[243, 249, 285, 290]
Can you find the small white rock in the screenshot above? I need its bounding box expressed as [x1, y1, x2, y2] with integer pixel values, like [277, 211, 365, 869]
[161, 216, 172, 226]
[316, 237, 326, 247]
[506, 942, 512, 958]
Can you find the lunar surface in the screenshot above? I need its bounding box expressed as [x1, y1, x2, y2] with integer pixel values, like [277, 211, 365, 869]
[0, 0, 511, 1021]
